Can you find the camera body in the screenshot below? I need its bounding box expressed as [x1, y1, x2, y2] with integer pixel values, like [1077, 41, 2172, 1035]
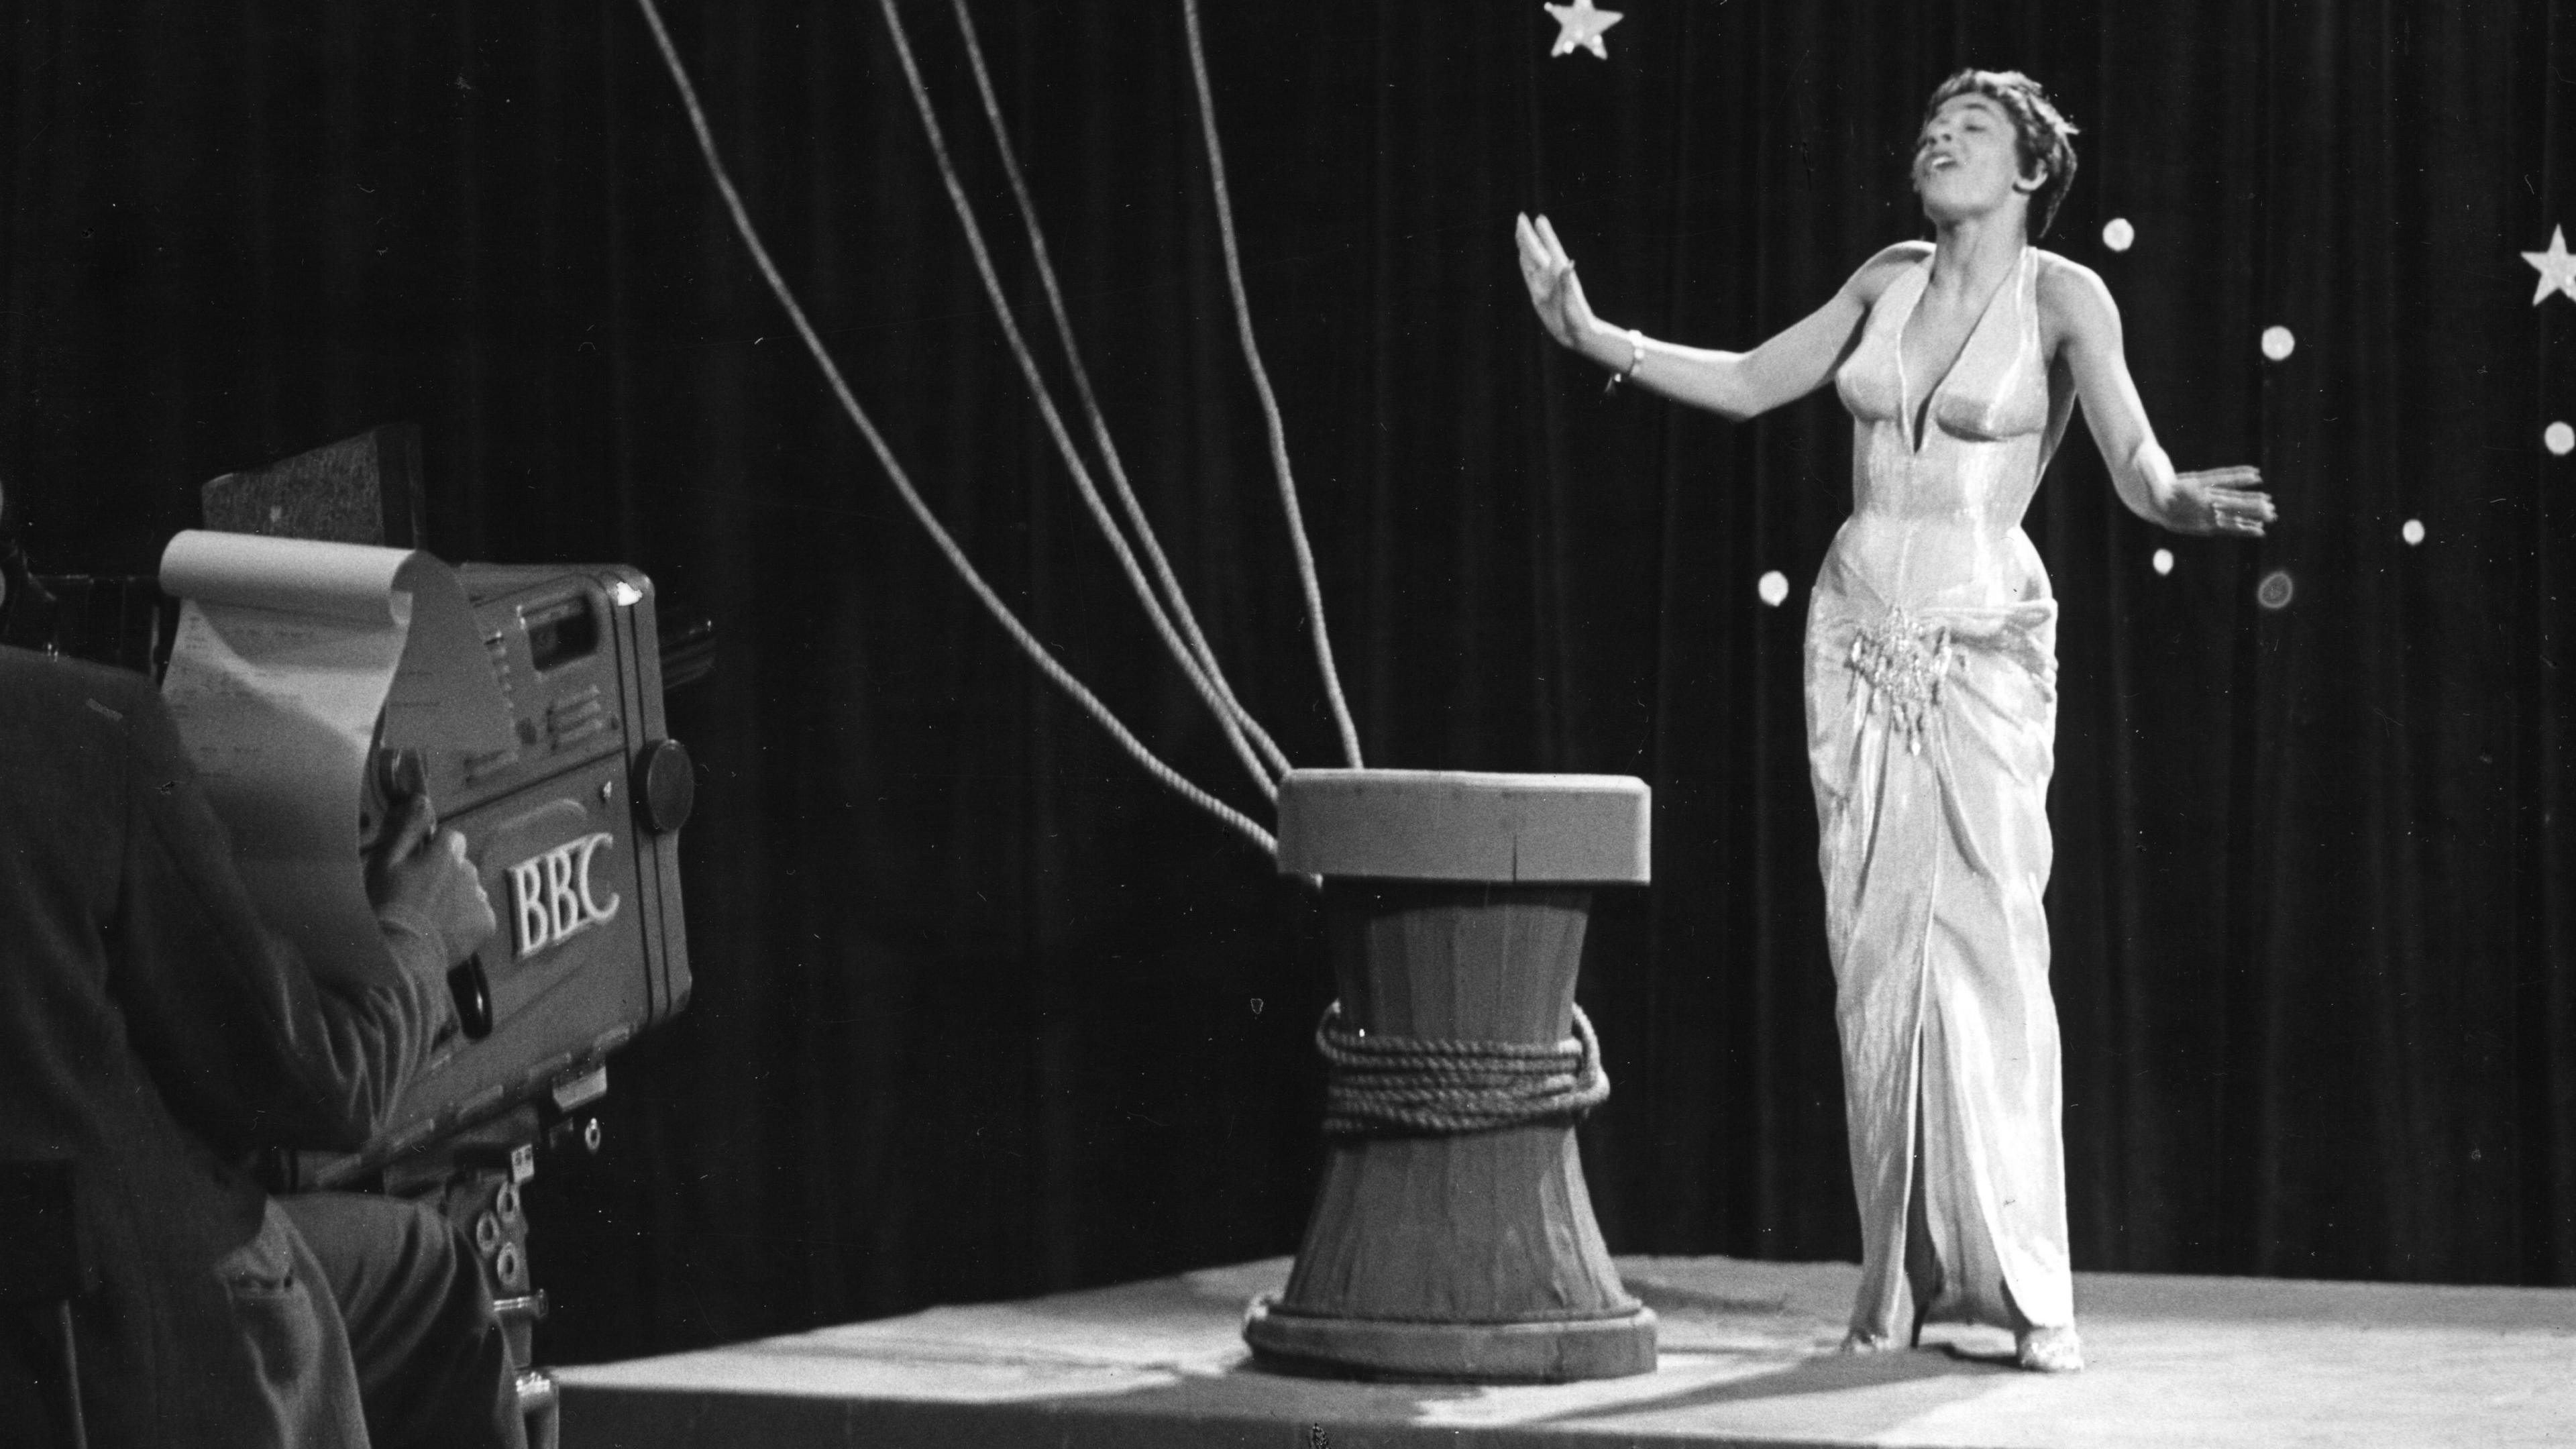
[317, 561, 694, 1184]
[8, 559, 697, 1185]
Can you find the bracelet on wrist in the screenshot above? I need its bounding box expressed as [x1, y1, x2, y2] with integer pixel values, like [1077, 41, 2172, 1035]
[1603, 328, 1646, 396]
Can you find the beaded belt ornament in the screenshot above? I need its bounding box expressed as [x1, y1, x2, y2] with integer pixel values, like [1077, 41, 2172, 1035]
[1846, 607, 1959, 753]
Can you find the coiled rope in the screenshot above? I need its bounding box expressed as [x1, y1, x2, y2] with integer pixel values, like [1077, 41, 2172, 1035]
[1314, 1000, 1610, 1136]
[630, 0, 1275, 857]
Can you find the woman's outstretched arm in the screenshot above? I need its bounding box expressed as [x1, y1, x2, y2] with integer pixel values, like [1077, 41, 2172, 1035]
[1515, 213, 1919, 423]
[2045, 257, 2275, 537]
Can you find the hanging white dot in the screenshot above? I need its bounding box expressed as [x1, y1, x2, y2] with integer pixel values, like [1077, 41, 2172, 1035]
[2151, 547, 2174, 576]
[2257, 568, 2296, 610]
[2400, 519, 2425, 546]
[2547, 421, 2575, 456]
[1756, 570, 1790, 607]
[2261, 326, 2296, 361]
[2101, 217, 2135, 252]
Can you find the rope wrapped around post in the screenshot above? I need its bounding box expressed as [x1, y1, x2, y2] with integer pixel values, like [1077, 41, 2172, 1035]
[1315, 1000, 1610, 1136]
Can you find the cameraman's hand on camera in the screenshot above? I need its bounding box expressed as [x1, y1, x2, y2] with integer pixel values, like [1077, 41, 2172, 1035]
[366, 794, 498, 971]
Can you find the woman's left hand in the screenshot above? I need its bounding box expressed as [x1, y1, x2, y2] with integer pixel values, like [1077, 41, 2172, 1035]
[2175, 465, 2275, 537]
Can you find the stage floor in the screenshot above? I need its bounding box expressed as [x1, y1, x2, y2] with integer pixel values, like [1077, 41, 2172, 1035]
[557, 1254, 2575, 1448]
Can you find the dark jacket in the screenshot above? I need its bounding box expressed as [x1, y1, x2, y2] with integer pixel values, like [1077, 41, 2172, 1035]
[0, 645, 450, 1446]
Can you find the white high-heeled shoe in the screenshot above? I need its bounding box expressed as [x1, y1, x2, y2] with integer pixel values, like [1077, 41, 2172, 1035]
[2015, 1324, 2084, 1373]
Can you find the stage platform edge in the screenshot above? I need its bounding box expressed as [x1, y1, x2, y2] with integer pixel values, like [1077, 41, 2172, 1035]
[555, 1254, 2575, 1448]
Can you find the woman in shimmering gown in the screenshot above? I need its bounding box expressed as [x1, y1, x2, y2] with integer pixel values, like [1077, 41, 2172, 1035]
[1513, 70, 2273, 1372]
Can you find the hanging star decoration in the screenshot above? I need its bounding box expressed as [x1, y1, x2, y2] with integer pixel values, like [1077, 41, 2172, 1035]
[1544, 0, 1625, 60]
[2526, 225, 2576, 307]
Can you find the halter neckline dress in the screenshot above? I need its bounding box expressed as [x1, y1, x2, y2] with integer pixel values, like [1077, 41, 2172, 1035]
[1813, 245, 2073, 1340]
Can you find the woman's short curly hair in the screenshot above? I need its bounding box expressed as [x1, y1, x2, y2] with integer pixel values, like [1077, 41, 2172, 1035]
[1925, 69, 2080, 239]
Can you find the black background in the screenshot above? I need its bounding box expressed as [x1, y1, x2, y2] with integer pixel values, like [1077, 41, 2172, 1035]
[3, 0, 2571, 1362]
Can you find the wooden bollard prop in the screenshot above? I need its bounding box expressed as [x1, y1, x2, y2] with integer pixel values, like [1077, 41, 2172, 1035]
[1244, 769, 1656, 1382]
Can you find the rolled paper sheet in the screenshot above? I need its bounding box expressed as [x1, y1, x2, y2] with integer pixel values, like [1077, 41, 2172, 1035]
[157, 530, 513, 980]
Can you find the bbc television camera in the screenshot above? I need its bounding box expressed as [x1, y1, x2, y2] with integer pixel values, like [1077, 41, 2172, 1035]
[5, 424, 711, 1434]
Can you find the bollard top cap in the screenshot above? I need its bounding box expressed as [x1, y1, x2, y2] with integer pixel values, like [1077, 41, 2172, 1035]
[1277, 769, 1650, 885]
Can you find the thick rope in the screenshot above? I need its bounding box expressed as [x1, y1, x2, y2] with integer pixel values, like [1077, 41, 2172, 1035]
[631, 0, 1275, 859]
[945, 0, 1294, 785]
[1178, 0, 1366, 769]
[1314, 1000, 1610, 1136]
[875, 0, 1277, 803]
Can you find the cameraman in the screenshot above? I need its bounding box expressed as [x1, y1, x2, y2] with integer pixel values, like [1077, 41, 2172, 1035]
[0, 482, 524, 1448]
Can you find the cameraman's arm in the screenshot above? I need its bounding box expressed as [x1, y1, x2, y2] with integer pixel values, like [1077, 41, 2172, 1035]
[109, 678, 488, 1154]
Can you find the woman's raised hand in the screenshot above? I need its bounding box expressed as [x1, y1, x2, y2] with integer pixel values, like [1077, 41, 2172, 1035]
[2174, 465, 2275, 537]
[1515, 213, 1601, 353]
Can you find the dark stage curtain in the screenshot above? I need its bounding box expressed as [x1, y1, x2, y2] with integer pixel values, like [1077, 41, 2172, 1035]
[2, 0, 2569, 1362]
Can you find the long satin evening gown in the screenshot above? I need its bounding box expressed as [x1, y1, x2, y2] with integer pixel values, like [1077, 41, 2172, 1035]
[1809, 245, 2074, 1343]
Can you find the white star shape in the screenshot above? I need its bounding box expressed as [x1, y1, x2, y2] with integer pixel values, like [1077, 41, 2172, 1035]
[1544, 0, 1624, 60]
[2526, 225, 2576, 307]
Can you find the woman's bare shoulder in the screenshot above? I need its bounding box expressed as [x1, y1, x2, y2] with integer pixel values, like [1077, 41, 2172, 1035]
[1842, 241, 1932, 304]
[2034, 249, 2125, 354]
[2034, 249, 2116, 315]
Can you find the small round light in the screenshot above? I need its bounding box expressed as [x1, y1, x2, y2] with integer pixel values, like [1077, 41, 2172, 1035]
[1757, 570, 1790, 608]
[2400, 519, 2425, 546]
[2257, 568, 2296, 610]
[2547, 421, 2575, 456]
[2101, 217, 2135, 252]
[2151, 548, 2174, 576]
[2261, 326, 2296, 361]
